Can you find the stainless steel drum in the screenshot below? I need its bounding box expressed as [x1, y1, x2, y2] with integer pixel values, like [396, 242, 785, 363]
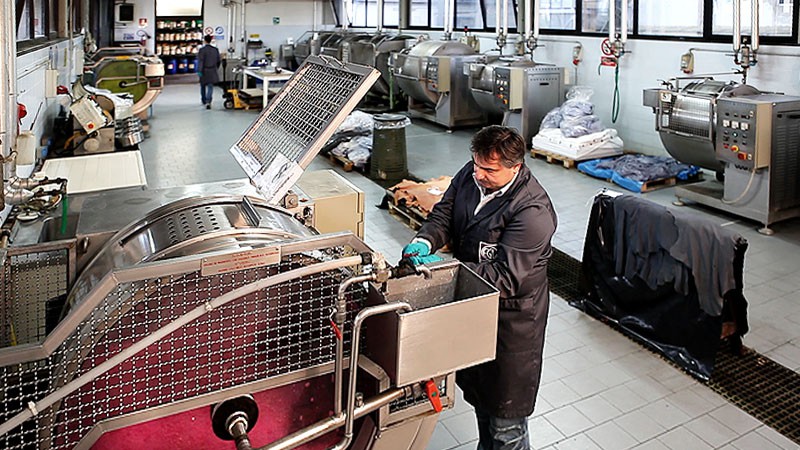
[645, 80, 760, 172]
[393, 40, 477, 107]
[347, 33, 416, 98]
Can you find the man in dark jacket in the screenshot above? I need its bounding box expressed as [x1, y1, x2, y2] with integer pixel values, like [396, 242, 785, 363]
[197, 35, 221, 109]
[402, 125, 557, 450]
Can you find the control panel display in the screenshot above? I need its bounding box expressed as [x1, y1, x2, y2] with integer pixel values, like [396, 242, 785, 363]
[715, 98, 769, 170]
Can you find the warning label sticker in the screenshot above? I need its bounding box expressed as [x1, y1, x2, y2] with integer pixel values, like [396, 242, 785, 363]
[201, 246, 281, 277]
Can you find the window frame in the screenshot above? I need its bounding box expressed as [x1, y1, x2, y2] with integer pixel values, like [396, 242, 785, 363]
[398, 0, 798, 46]
[16, 0, 63, 53]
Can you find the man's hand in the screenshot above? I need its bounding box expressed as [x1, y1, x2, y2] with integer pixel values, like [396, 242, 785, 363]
[402, 241, 430, 259]
[410, 254, 443, 265]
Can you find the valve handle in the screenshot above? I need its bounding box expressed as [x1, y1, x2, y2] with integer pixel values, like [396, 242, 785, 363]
[424, 379, 443, 413]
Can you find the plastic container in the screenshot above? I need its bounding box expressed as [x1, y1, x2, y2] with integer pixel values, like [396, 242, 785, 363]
[187, 58, 197, 73]
[177, 58, 188, 73]
[370, 113, 411, 182]
[165, 58, 177, 75]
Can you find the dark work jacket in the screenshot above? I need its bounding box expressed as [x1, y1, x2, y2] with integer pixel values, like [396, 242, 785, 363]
[416, 162, 557, 418]
[197, 44, 221, 85]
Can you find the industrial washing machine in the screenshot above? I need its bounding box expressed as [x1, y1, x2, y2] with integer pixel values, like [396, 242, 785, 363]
[0, 56, 500, 450]
[468, 56, 566, 146]
[644, 79, 800, 233]
[83, 47, 165, 116]
[392, 40, 486, 129]
[343, 33, 417, 108]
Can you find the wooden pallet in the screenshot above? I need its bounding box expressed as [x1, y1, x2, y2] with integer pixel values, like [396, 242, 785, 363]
[639, 172, 703, 193]
[386, 201, 427, 230]
[530, 148, 578, 169]
[327, 153, 356, 172]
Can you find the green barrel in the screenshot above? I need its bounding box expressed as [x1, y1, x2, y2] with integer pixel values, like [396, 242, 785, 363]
[370, 113, 409, 182]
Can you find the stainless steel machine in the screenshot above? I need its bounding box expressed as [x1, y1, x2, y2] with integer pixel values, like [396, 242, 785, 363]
[392, 40, 486, 129]
[343, 33, 417, 107]
[0, 56, 500, 450]
[644, 79, 800, 233]
[468, 57, 566, 146]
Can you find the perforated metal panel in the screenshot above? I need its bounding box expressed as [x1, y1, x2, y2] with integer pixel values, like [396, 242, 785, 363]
[229, 55, 379, 204]
[1, 246, 74, 348]
[0, 245, 366, 450]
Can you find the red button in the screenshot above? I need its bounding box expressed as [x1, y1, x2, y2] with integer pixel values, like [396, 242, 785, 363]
[738, 152, 747, 160]
[731, 145, 739, 152]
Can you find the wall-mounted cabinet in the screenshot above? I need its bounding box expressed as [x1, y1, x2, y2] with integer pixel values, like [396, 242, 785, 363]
[155, 18, 204, 74]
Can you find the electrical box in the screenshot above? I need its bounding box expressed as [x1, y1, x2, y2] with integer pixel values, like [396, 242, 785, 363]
[45, 69, 59, 98]
[426, 57, 451, 93]
[292, 169, 365, 239]
[715, 95, 800, 170]
[493, 66, 524, 111]
[71, 97, 108, 134]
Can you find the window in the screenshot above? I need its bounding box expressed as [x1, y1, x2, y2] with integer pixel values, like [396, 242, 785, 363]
[639, 0, 703, 36]
[410, 0, 430, 27]
[456, 0, 483, 30]
[582, 0, 634, 33]
[712, 0, 794, 36]
[540, 0, 576, 30]
[383, 0, 400, 27]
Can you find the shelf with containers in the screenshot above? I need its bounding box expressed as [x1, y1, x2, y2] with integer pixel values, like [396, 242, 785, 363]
[155, 17, 204, 75]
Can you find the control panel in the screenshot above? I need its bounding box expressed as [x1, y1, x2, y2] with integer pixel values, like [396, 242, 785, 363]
[493, 67, 524, 111]
[425, 57, 451, 93]
[716, 97, 772, 170]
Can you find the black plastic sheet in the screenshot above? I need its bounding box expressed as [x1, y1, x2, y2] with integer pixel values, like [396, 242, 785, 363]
[580, 194, 749, 380]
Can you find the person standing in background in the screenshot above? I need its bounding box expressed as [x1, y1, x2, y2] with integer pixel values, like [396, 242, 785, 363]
[197, 34, 221, 109]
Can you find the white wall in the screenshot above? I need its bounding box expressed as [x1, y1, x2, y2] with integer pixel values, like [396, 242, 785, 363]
[114, 0, 157, 54]
[204, 0, 326, 59]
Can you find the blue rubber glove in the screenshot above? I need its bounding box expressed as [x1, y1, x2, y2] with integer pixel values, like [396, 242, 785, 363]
[198, 71, 203, 77]
[402, 241, 430, 259]
[410, 254, 443, 265]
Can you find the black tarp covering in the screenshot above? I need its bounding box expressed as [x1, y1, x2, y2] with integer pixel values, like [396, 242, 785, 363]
[581, 194, 749, 380]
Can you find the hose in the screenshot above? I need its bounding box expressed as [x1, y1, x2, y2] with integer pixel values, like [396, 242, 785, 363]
[721, 168, 757, 205]
[612, 64, 621, 123]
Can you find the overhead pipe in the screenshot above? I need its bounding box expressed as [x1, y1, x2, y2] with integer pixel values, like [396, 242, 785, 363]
[342, 0, 352, 31]
[240, 0, 247, 59]
[733, 0, 742, 51]
[751, 0, 759, 51]
[377, 0, 384, 33]
[621, 0, 628, 43]
[1, 0, 19, 208]
[609, 0, 616, 41]
[443, 0, 454, 40]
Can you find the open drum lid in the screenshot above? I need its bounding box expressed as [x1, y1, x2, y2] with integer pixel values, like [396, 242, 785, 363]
[229, 55, 380, 204]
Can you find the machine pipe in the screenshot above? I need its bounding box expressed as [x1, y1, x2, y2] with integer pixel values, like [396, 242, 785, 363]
[733, 0, 742, 51]
[256, 387, 408, 450]
[621, 0, 628, 43]
[1, 0, 19, 209]
[331, 301, 413, 450]
[0, 255, 365, 439]
[240, 0, 247, 59]
[333, 271, 378, 416]
[377, 0, 384, 32]
[609, 0, 616, 41]
[751, 0, 759, 51]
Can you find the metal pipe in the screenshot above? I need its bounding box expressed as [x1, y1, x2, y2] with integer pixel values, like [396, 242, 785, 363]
[609, 0, 616, 41]
[377, 0, 384, 32]
[241, 0, 247, 59]
[502, 0, 509, 37]
[751, 0, 759, 51]
[343, 0, 352, 31]
[733, 0, 742, 51]
[333, 272, 377, 415]
[331, 301, 412, 450]
[0, 255, 365, 439]
[256, 387, 408, 450]
[1, 0, 18, 209]
[621, 0, 628, 43]
[532, 0, 540, 38]
[495, 0, 501, 37]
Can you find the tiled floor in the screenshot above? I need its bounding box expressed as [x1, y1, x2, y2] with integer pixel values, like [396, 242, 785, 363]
[142, 83, 800, 449]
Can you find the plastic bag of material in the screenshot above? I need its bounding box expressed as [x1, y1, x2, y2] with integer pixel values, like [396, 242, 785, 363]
[565, 85, 594, 102]
[541, 107, 562, 129]
[337, 110, 374, 134]
[560, 114, 605, 138]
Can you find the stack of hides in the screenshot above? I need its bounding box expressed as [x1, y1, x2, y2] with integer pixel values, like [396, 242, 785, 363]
[581, 193, 749, 380]
[389, 176, 452, 215]
[322, 111, 374, 169]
